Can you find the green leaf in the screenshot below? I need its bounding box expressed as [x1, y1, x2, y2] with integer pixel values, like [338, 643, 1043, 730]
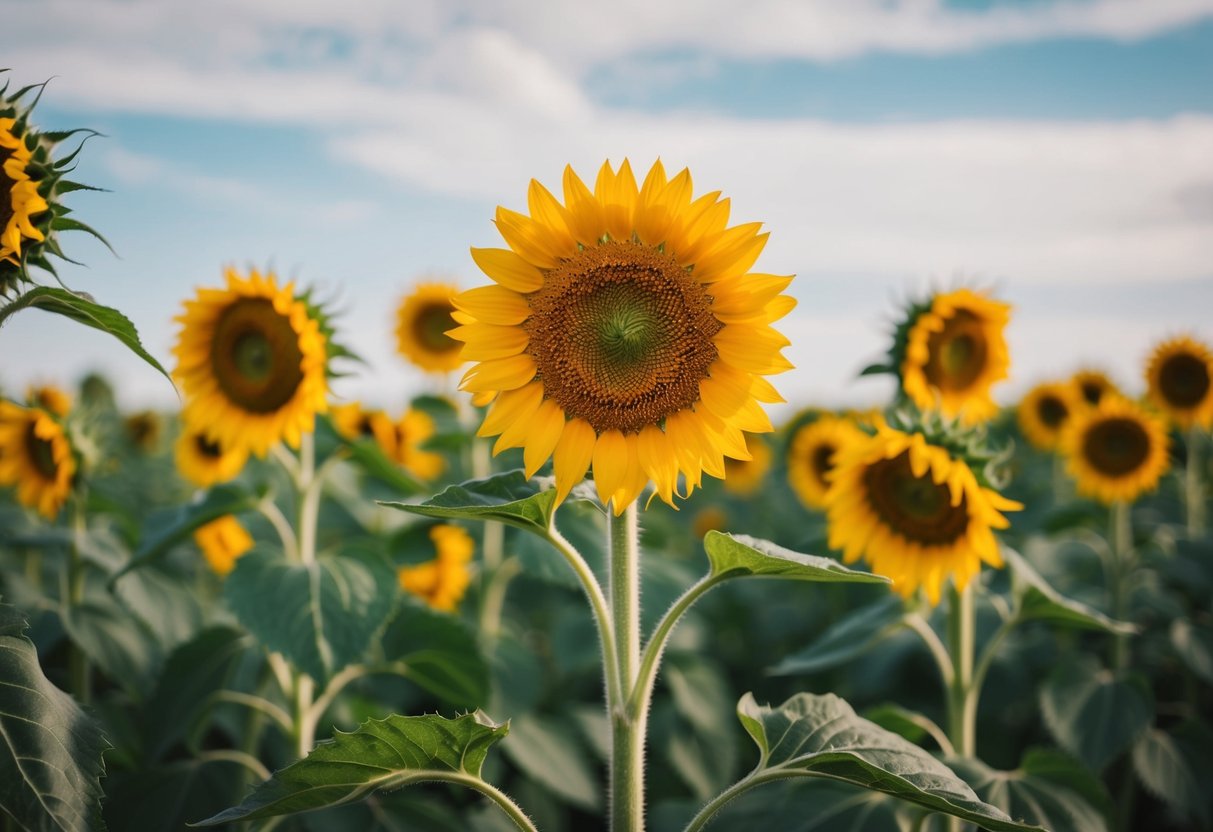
[345, 437, 424, 495]
[500, 713, 601, 810]
[103, 758, 247, 832]
[193, 711, 509, 825]
[1170, 619, 1213, 685]
[61, 594, 161, 698]
[951, 749, 1112, 832]
[703, 531, 890, 585]
[768, 595, 906, 675]
[721, 692, 1045, 832]
[1131, 727, 1208, 826]
[0, 286, 171, 383]
[1004, 547, 1135, 634]
[382, 470, 561, 536]
[223, 548, 396, 684]
[380, 602, 489, 708]
[0, 603, 110, 832]
[665, 657, 738, 799]
[1039, 656, 1153, 771]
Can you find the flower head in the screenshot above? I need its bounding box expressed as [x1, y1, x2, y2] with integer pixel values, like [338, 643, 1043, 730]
[787, 415, 867, 511]
[1017, 381, 1082, 452]
[1062, 396, 1169, 505]
[396, 282, 465, 373]
[0, 397, 76, 519]
[1070, 369, 1117, 408]
[194, 515, 253, 576]
[398, 524, 475, 612]
[174, 422, 249, 487]
[1145, 335, 1213, 430]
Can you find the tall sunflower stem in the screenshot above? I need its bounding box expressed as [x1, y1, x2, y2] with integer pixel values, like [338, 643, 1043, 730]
[291, 432, 321, 757]
[945, 582, 976, 759]
[608, 502, 645, 832]
[1186, 426, 1206, 538]
[67, 499, 91, 705]
[1110, 501, 1133, 671]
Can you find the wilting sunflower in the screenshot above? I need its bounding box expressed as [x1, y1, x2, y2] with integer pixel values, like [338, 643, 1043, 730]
[398, 523, 474, 612]
[396, 282, 465, 373]
[1071, 369, 1116, 408]
[787, 415, 867, 510]
[1062, 397, 1169, 505]
[397, 408, 445, 480]
[331, 401, 400, 459]
[894, 289, 1011, 425]
[452, 159, 793, 513]
[1018, 381, 1082, 452]
[173, 267, 329, 457]
[825, 424, 1021, 604]
[1146, 336, 1213, 430]
[174, 423, 249, 487]
[723, 434, 772, 496]
[0, 400, 76, 519]
[194, 515, 253, 576]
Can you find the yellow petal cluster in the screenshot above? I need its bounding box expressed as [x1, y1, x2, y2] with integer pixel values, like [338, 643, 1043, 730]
[1061, 396, 1170, 505]
[398, 524, 474, 612]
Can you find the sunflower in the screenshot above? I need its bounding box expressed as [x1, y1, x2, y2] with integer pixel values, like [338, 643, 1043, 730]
[396, 282, 465, 373]
[825, 424, 1021, 604]
[174, 423, 249, 488]
[452, 159, 793, 514]
[398, 523, 475, 612]
[125, 410, 164, 452]
[787, 415, 867, 511]
[28, 384, 70, 418]
[331, 401, 400, 459]
[1017, 381, 1082, 452]
[0, 400, 76, 519]
[1062, 396, 1170, 505]
[173, 267, 329, 457]
[397, 408, 445, 480]
[896, 289, 1011, 425]
[1071, 369, 1117, 408]
[1146, 336, 1213, 430]
[0, 115, 48, 269]
[691, 505, 729, 538]
[194, 515, 254, 576]
[723, 434, 772, 496]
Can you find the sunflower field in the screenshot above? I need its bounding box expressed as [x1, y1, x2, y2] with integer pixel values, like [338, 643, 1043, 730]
[2, 70, 1213, 832]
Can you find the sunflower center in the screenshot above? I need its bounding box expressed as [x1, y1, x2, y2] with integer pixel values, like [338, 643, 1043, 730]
[1159, 353, 1210, 408]
[195, 434, 223, 459]
[1079, 381, 1104, 406]
[924, 311, 988, 392]
[210, 298, 305, 414]
[1083, 418, 1149, 477]
[1037, 395, 1068, 428]
[863, 451, 970, 545]
[414, 303, 460, 354]
[527, 241, 721, 434]
[811, 443, 836, 485]
[24, 424, 58, 481]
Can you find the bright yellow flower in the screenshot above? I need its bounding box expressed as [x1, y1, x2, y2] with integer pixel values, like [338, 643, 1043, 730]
[723, 434, 771, 496]
[397, 408, 444, 480]
[27, 384, 70, 418]
[1070, 369, 1117, 408]
[452, 159, 793, 514]
[1018, 381, 1082, 452]
[174, 422, 249, 488]
[396, 282, 465, 373]
[1145, 336, 1213, 430]
[172, 267, 329, 457]
[787, 415, 867, 510]
[0, 116, 48, 267]
[331, 401, 401, 459]
[194, 515, 253, 576]
[825, 424, 1022, 604]
[398, 524, 474, 612]
[1062, 396, 1170, 505]
[0, 400, 76, 519]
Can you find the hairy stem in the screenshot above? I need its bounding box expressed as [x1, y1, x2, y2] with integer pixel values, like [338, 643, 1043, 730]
[609, 502, 644, 832]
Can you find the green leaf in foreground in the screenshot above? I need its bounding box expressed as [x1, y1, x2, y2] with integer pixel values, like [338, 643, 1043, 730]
[0, 285, 172, 383]
[382, 470, 559, 535]
[193, 711, 512, 826]
[687, 692, 1045, 832]
[1004, 547, 1135, 634]
[703, 531, 889, 585]
[0, 603, 110, 832]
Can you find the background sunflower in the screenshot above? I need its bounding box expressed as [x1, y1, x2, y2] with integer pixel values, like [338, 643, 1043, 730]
[397, 523, 474, 612]
[787, 415, 867, 511]
[0, 400, 76, 519]
[1017, 381, 1082, 451]
[1145, 335, 1213, 429]
[1062, 396, 1170, 504]
[395, 282, 465, 374]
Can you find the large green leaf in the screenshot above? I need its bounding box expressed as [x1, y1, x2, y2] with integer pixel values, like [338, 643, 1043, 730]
[193, 711, 510, 826]
[705, 692, 1046, 832]
[0, 603, 110, 832]
[703, 532, 889, 585]
[769, 595, 906, 675]
[1170, 619, 1213, 685]
[1039, 656, 1153, 772]
[1004, 547, 1134, 634]
[500, 713, 601, 810]
[380, 602, 489, 707]
[382, 470, 561, 535]
[103, 758, 247, 832]
[223, 548, 396, 684]
[61, 593, 161, 698]
[951, 749, 1112, 832]
[0, 285, 171, 383]
[1131, 727, 1208, 827]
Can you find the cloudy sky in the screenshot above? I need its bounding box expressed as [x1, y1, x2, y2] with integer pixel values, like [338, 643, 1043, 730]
[4, 0, 1212, 417]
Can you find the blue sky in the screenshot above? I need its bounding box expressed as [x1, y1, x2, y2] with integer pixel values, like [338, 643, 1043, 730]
[4, 0, 1212, 417]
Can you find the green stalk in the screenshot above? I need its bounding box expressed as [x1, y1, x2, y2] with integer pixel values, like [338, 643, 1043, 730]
[1186, 426, 1206, 538]
[67, 500, 91, 705]
[1110, 501, 1133, 671]
[281, 433, 322, 759]
[945, 582, 975, 759]
[609, 502, 644, 832]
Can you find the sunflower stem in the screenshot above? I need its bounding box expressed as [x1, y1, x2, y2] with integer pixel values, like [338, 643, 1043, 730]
[1110, 501, 1133, 671]
[1186, 425, 1206, 538]
[945, 581, 975, 759]
[67, 499, 91, 705]
[609, 501, 645, 832]
[292, 432, 321, 757]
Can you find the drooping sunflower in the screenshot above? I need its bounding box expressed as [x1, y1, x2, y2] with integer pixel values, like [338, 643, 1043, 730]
[173, 267, 329, 457]
[174, 422, 249, 487]
[451, 159, 794, 513]
[397, 408, 445, 480]
[1146, 336, 1213, 430]
[1017, 381, 1082, 452]
[331, 401, 401, 459]
[396, 282, 465, 373]
[892, 289, 1011, 425]
[398, 523, 475, 612]
[194, 515, 254, 577]
[787, 415, 868, 511]
[1062, 396, 1170, 505]
[825, 423, 1022, 604]
[1071, 369, 1117, 408]
[723, 433, 772, 496]
[0, 400, 76, 519]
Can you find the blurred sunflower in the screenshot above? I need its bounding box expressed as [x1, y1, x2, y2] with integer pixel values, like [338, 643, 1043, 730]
[825, 424, 1021, 604]
[1071, 369, 1116, 408]
[1062, 397, 1169, 505]
[398, 523, 474, 612]
[692, 505, 728, 538]
[1146, 336, 1213, 429]
[174, 423, 248, 487]
[396, 282, 465, 373]
[28, 384, 70, 417]
[896, 289, 1011, 425]
[452, 159, 793, 513]
[0, 114, 48, 270]
[124, 410, 163, 452]
[0, 399, 76, 519]
[173, 267, 328, 457]
[787, 415, 867, 511]
[331, 401, 400, 459]
[723, 434, 771, 496]
[397, 408, 445, 480]
[1018, 381, 1082, 452]
[194, 515, 253, 576]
